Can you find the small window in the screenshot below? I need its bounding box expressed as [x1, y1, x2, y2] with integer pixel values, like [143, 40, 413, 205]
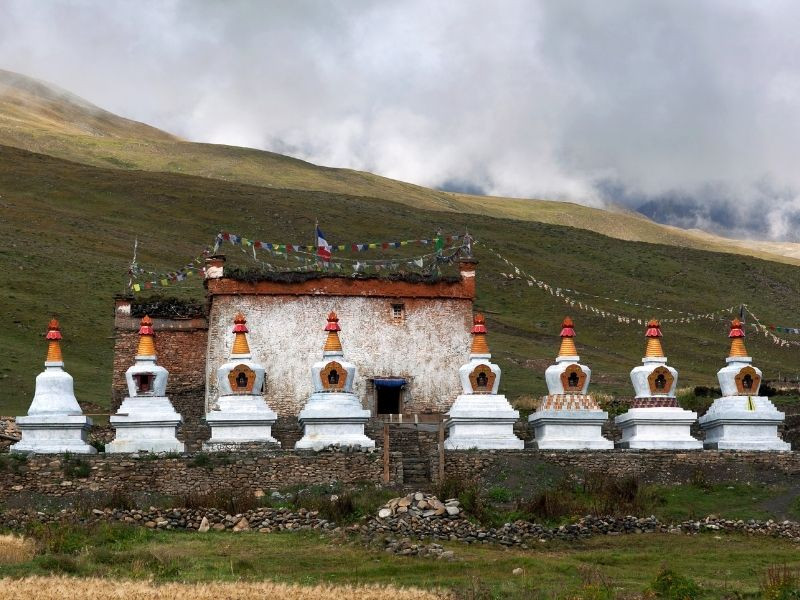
[391, 303, 405, 320]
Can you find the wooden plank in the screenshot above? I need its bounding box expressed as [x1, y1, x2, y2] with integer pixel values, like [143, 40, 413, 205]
[383, 423, 390, 484]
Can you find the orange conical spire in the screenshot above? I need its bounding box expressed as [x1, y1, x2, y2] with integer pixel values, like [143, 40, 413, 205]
[470, 313, 490, 354]
[644, 319, 665, 358]
[45, 318, 63, 363]
[231, 313, 251, 355]
[558, 317, 578, 357]
[136, 315, 157, 357]
[323, 312, 343, 353]
[728, 318, 748, 358]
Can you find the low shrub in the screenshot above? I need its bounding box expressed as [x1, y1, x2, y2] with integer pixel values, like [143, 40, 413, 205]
[188, 452, 212, 469]
[649, 567, 701, 599]
[761, 565, 800, 600]
[179, 488, 260, 513]
[62, 455, 91, 479]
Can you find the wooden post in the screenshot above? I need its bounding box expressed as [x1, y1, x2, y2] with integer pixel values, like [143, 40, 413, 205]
[437, 416, 445, 484]
[383, 422, 390, 484]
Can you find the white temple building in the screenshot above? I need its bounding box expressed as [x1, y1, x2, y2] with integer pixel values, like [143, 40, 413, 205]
[295, 312, 375, 450]
[204, 314, 279, 450]
[12, 319, 96, 454]
[528, 318, 613, 450]
[444, 314, 523, 449]
[699, 319, 790, 451]
[615, 320, 701, 449]
[107, 316, 184, 453]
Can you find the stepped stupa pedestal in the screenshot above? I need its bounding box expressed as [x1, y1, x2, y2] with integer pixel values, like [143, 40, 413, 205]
[699, 319, 790, 451]
[107, 316, 184, 453]
[528, 318, 613, 450]
[444, 314, 523, 449]
[204, 314, 279, 450]
[615, 320, 701, 449]
[12, 319, 96, 454]
[295, 312, 374, 451]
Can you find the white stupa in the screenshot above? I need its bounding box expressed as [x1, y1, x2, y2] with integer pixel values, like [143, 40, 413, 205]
[699, 319, 790, 450]
[295, 312, 374, 450]
[528, 317, 613, 449]
[204, 313, 279, 450]
[444, 314, 523, 449]
[615, 320, 701, 449]
[12, 319, 96, 454]
[107, 316, 184, 453]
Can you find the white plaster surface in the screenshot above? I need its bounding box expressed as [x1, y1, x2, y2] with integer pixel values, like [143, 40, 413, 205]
[204, 394, 279, 449]
[615, 408, 701, 449]
[444, 393, 523, 449]
[699, 395, 790, 451]
[458, 356, 501, 394]
[13, 362, 96, 454]
[545, 357, 591, 395]
[296, 392, 374, 450]
[630, 357, 678, 398]
[125, 358, 168, 397]
[528, 410, 613, 450]
[107, 396, 184, 453]
[206, 296, 472, 415]
[717, 359, 762, 396]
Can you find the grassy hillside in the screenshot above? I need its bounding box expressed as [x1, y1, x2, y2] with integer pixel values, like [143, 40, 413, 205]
[2, 69, 800, 267]
[1, 145, 799, 416]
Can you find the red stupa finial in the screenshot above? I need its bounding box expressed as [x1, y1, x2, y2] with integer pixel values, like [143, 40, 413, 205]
[46, 318, 62, 340]
[325, 312, 341, 332]
[560, 317, 575, 338]
[139, 315, 154, 336]
[232, 313, 249, 333]
[645, 319, 662, 338]
[471, 313, 487, 334]
[729, 318, 745, 338]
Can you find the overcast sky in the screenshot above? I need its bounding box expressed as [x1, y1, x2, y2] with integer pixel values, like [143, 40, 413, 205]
[2, 0, 800, 240]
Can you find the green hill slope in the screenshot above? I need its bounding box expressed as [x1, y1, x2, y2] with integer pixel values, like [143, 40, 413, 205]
[2, 69, 800, 267]
[2, 144, 799, 417]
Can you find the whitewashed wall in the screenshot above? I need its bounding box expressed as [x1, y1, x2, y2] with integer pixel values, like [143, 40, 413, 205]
[205, 295, 473, 416]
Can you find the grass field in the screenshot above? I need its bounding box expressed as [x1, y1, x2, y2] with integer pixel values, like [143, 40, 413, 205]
[1, 526, 799, 598]
[2, 144, 800, 416]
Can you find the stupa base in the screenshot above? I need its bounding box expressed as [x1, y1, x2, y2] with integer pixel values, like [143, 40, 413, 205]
[12, 414, 96, 455]
[444, 394, 523, 449]
[204, 395, 279, 450]
[528, 408, 613, 450]
[615, 407, 702, 450]
[107, 397, 184, 454]
[699, 396, 790, 451]
[296, 392, 374, 450]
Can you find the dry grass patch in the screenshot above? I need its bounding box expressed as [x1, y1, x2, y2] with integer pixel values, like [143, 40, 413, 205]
[0, 576, 449, 599]
[0, 535, 36, 565]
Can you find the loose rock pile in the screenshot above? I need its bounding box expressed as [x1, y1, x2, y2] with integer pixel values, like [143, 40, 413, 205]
[380, 537, 456, 560]
[377, 492, 461, 519]
[0, 417, 19, 450]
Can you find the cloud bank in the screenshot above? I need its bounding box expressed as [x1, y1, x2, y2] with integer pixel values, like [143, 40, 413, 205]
[2, 0, 800, 239]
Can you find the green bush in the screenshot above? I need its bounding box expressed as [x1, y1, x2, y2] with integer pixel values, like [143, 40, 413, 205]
[649, 567, 701, 599]
[487, 486, 513, 503]
[188, 452, 212, 469]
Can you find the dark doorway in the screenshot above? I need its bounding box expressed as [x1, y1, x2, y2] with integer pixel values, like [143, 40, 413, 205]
[377, 386, 401, 415]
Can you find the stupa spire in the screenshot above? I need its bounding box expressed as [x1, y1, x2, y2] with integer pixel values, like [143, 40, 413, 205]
[136, 315, 156, 357]
[558, 317, 578, 357]
[45, 318, 63, 363]
[644, 319, 665, 358]
[728, 318, 748, 358]
[231, 313, 251, 356]
[470, 313, 490, 355]
[323, 312, 343, 353]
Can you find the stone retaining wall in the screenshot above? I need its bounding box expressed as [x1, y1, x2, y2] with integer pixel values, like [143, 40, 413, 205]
[438, 449, 800, 486]
[1, 451, 403, 501]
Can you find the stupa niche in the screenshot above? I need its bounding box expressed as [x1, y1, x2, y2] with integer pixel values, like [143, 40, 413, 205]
[615, 320, 701, 449]
[444, 314, 523, 449]
[528, 318, 613, 449]
[204, 313, 279, 450]
[295, 312, 375, 450]
[107, 316, 184, 453]
[698, 319, 790, 450]
[12, 319, 96, 454]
